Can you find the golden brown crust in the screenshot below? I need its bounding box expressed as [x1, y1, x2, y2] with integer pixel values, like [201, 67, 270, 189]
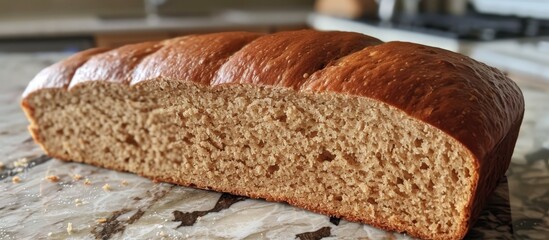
[132, 32, 264, 86]
[211, 30, 382, 89]
[71, 41, 163, 86]
[21, 30, 524, 240]
[464, 115, 523, 235]
[22, 48, 109, 97]
[302, 42, 523, 162]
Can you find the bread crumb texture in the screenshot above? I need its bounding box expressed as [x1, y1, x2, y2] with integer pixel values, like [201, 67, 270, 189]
[13, 158, 28, 167]
[102, 183, 112, 191]
[25, 81, 476, 239]
[11, 176, 21, 184]
[72, 174, 82, 181]
[45, 175, 60, 182]
[66, 222, 73, 235]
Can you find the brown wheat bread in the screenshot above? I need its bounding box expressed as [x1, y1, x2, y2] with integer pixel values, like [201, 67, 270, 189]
[21, 30, 524, 239]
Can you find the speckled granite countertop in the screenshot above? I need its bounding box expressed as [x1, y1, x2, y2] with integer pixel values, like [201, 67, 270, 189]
[1, 53, 548, 239]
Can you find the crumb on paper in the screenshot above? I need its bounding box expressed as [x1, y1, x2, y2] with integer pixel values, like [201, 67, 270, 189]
[13, 158, 29, 168]
[67, 222, 73, 235]
[84, 179, 92, 185]
[96, 218, 107, 223]
[12, 176, 21, 183]
[120, 180, 128, 186]
[72, 174, 82, 181]
[159, 231, 166, 237]
[102, 183, 112, 191]
[74, 199, 82, 206]
[45, 175, 60, 182]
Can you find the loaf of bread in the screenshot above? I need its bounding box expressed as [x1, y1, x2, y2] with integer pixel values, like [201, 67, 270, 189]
[21, 30, 524, 239]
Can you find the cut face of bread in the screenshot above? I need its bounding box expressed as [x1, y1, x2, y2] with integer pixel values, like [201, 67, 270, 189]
[24, 80, 475, 239]
[21, 30, 524, 240]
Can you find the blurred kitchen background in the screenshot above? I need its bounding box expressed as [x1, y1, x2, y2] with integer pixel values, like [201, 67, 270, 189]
[0, 0, 548, 88]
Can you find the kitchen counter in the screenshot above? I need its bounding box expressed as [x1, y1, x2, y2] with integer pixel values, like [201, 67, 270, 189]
[0, 10, 309, 38]
[1, 53, 548, 239]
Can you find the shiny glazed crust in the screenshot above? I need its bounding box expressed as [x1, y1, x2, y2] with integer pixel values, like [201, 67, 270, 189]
[21, 30, 524, 239]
